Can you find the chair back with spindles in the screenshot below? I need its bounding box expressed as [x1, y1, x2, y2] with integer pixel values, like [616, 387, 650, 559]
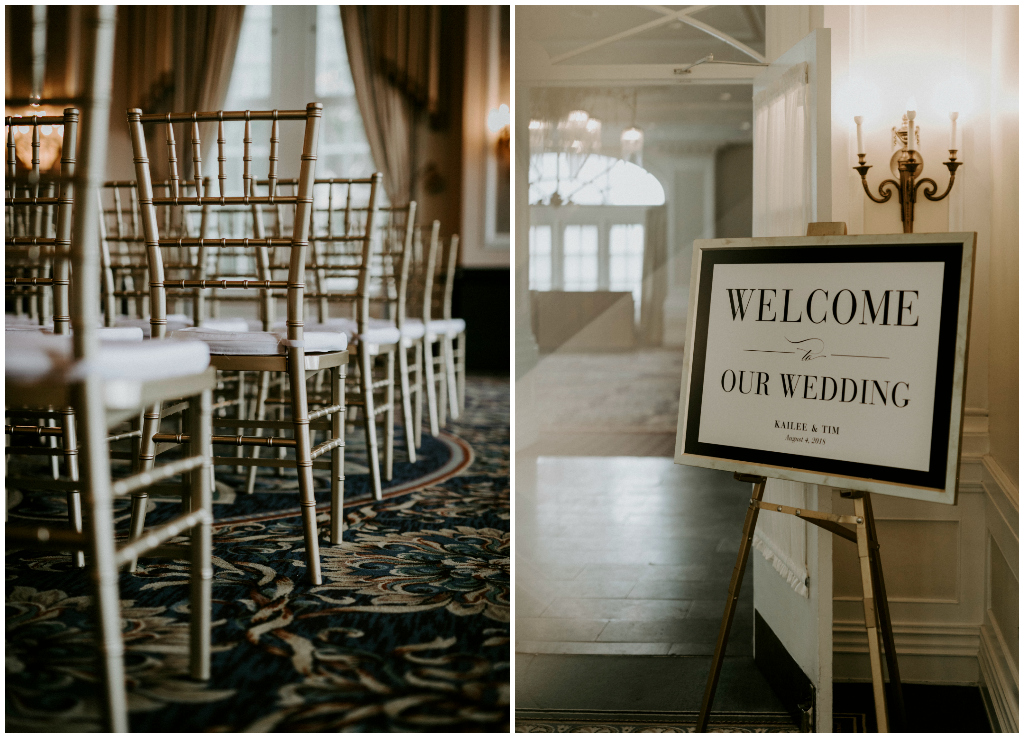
[99, 179, 204, 325]
[127, 105, 323, 346]
[380, 201, 417, 335]
[441, 234, 459, 321]
[303, 176, 383, 333]
[415, 221, 442, 325]
[4, 108, 79, 331]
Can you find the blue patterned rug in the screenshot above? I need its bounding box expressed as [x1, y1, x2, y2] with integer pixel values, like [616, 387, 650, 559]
[6, 376, 510, 732]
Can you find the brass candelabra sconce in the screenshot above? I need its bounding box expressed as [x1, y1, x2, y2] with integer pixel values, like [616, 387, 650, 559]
[853, 106, 963, 233]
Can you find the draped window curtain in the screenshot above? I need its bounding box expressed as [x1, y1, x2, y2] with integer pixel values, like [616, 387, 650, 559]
[750, 61, 812, 597]
[340, 6, 419, 206]
[177, 5, 244, 164]
[119, 6, 243, 183]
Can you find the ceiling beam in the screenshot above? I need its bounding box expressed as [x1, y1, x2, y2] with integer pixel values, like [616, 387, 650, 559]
[742, 5, 765, 43]
[522, 62, 758, 87]
[644, 5, 767, 63]
[548, 5, 709, 65]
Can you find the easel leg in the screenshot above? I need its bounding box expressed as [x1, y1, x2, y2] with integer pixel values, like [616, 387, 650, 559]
[853, 494, 889, 732]
[863, 493, 906, 730]
[697, 474, 766, 732]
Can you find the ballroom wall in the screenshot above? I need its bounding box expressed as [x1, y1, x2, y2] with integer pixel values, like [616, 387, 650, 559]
[765, 6, 1018, 731]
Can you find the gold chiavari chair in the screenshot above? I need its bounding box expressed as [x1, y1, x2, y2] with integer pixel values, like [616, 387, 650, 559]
[6, 108, 84, 561]
[128, 105, 350, 583]
[6, 8, 217, 730]
[98, 179, 199, 334]
[435, 232, 466, 421]
[5, 109, 75, 330]
[405, 221, 453, 436]
[381, 202, 426, 460]
[289, 175, 394, 500]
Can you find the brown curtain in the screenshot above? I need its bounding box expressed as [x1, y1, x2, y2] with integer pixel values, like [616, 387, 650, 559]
[341, 6, 415, 205]
[177, 6, 244, 179]
[640, 205, 668, 346]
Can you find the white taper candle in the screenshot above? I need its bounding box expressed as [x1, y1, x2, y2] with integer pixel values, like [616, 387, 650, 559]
[854, 116, 864, 155]
[906, 109, 916, 152]
[949, 111, 958, 150]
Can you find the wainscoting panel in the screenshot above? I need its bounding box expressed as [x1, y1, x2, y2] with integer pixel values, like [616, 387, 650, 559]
[832, 477, 987, 684]
[981, 454, 1019, 733]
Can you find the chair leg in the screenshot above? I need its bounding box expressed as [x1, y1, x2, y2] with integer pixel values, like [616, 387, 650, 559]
[413, 340, 424, 449]
[245, 370, 271, 495]
[75, 379, 129, 732]
[329, 365, 345, 545]
[444, 335, 459, 421]
[48, 418, 60, 479]
[235, 371, 245, 473]
[61, 407, 85, 568]
[384, 350, 395, 482]
[188, 386, 212, 681]
[130, 412, 143, 473]
[359, 345, 383, 501]
[437, 348, 448, 428]
[456, 331, 466, 416]
[288, 347, 322, 585]
[129, 400, 162, 572]
[397, 342, 417, 463]
[423, 337, 440, 437]
[276, 374, 288, 477]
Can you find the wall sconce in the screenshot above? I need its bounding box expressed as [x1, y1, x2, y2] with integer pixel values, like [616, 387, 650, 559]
[853, 99, 962, 233]
[487, 103, 511, 139]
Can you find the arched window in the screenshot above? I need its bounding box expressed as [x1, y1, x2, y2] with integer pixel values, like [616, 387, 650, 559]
[529, 153, 665, 207]
[529, 154, 665, 324]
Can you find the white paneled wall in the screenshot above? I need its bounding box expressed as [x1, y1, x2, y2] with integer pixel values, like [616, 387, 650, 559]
[821, 5, 1018, 731]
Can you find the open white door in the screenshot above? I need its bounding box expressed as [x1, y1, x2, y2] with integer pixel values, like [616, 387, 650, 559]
[749, 28, 833, 732]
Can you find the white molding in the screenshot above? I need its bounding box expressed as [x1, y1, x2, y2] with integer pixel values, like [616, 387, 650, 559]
[980, 610, 1019, 733]
[834, 621, 980, 657]
[834, 622, 982, 684]
[983, 454, 1019, 579]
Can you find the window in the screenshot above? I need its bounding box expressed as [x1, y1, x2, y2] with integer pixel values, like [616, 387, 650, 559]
[528, 212, 648, 325]
[529, 226, 552, 291]
[221, 6, 374, 195]
[313, 5, 374, 181]
[562, 225, 599, 291]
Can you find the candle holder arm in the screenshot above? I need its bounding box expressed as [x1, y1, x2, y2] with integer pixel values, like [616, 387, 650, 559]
[854, 164, 898, 204]
[917, 159, 963, 202]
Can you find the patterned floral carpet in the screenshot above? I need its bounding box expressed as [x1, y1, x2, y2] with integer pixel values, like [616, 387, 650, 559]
[6, 376, 510, 732]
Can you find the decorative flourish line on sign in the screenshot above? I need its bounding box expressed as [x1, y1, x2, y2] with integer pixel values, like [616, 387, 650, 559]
[785, 337, 826, 361]
[743, 339, 888, 361]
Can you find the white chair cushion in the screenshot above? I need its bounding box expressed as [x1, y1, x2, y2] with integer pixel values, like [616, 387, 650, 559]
[4, 324, 144, 342]
[6, 331, 210, 383]
[171, 327, 283, 355]
[172, 327, 346, 355]
[285, 331, 348, 353]
[274, 317, 400, 346]
[115, 314, 192, 338]
[320, 317, 401, 346]
[199, 317, 251, 332]
[399, 319, 427, 340]
[423, 318, 466, 338]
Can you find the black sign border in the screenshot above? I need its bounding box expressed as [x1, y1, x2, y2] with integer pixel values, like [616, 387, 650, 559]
[683, 242, 964, 491]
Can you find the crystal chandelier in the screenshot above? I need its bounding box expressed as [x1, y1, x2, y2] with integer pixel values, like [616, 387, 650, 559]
[556, 109, 602, 179]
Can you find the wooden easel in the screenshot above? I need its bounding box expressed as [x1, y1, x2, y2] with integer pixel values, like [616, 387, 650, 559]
[696, 224, 906, 733]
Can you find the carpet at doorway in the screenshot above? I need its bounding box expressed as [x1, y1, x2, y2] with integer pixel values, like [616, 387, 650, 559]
[6, 377, 510, 732]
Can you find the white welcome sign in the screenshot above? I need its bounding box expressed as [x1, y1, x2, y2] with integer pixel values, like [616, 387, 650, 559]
[675, 233, 976, 504]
